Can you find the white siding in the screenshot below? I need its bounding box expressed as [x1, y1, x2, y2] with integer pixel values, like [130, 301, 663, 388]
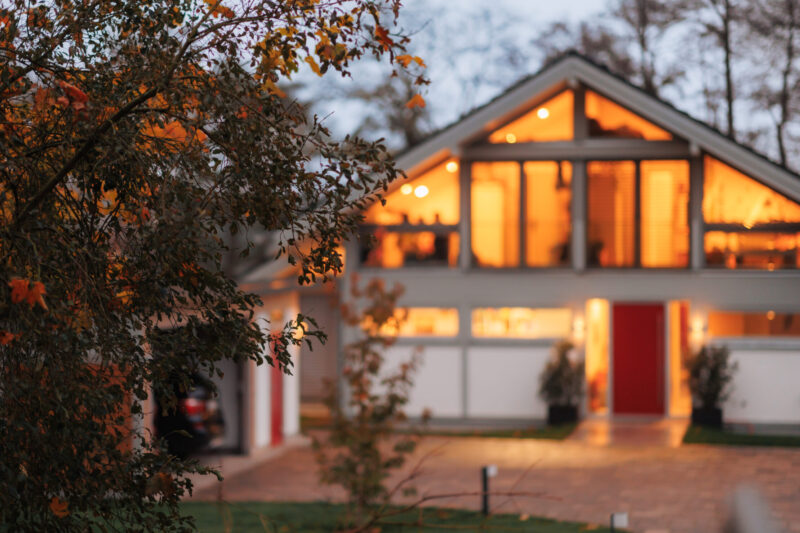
[466, 346, 550, 418]
[724, 349, 800, 425]
[283, 343, 301, 437]
[383, 346, 462, 418]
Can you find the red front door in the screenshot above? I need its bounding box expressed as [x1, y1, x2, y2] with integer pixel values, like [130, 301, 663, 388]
[613, 303, 665, 415]
[270, 364, 283, 445]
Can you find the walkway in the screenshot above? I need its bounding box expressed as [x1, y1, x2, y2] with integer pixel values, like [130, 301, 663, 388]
[191, 421, 800, 533]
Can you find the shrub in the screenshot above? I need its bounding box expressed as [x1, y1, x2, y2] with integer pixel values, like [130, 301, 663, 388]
[688, 345, 737, 409]
[538, 340, 585, 406]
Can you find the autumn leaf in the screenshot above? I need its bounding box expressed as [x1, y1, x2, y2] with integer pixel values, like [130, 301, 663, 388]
[26, 281, 47, 310]
[374, 25, 393, 51]
[49, 497, 69, 518]
[304, 56, 322, 76]
[0, 331, 18, 345]
[97, 186, 118, 216]
[396, 55, 426, 68]
[405, 94, 425, 109]
[8, 278, 29, 304]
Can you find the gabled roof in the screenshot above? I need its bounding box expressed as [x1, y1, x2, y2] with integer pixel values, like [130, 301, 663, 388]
[396, 51, 800, 202]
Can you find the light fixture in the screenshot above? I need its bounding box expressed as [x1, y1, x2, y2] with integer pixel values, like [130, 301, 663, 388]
[445, 161, 459, 173]
[505, 133, 517, 144]
[414, 185, 429, 198]
[537, 107, 550, 119]
[767, 310, 776, 320]
[400, 184, 413, 195]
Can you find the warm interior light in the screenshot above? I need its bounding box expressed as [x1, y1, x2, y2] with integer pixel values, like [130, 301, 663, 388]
[537, 107, 550, 119]
[572, 315, 586, 345]
[414, 185, 429, 198]
[505, 133, 517, 144]
[445, 161, 459, 173]
[767, 310, 776, 320]
[400, 184, 413, 195]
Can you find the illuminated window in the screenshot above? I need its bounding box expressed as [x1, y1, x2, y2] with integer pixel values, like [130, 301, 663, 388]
[472, 307, 572, 339]
[488, 91, 573, 143]
[640, 160, 689, 267]
[585, 298, 609, 414]
[709, 311, 800, 337]
[704, 157, 800, 226]
[587, 161, 636, 267]
[360, 230, 459, 268]
[705, 231, 799, 270]
[471, 162, 520, 267]
[668, 301, 691, 416]
[524, 161, 572, 267]
[363, 160, 460, 226]
[371, 308, 459, 337]
[704, 157, 800, 270]
[586, 91, 672, 140]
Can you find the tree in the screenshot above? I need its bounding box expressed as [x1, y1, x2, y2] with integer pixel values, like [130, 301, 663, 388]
[0, 0, 423, 530]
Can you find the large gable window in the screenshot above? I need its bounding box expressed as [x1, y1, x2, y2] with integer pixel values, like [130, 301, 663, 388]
[585, 90, 672, 140]
[524, 161, 572, 266]
[587, 161, 636, 267]
[488, 91, 573, 144]
[471, 162, 520, 267]
[704, 157, 800, 270]
[360, 160, 460, 268]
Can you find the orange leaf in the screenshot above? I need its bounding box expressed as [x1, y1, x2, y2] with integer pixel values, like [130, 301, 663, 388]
[26, 281, 47, 310]
[58, 81, 88, 103]
[396, 55, 425, 68]
[374, 25, 393, 51]
[49, 497, 69, 518]
[405, 94, 425, 109]
[8, 278, 28, 304]
[304, 56, 322, 77]
[0, 331, 18, 345]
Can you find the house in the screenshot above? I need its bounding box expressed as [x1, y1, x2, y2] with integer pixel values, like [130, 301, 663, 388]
[244, 51, 800, 434]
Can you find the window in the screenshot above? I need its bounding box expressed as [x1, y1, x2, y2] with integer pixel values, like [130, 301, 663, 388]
[471, 162, 520, 267]
[704, 157, 800, 270]
[709, 311, 800, 337]
[640, 160, 689, 268]
[587, 161, 636, 267]
[524, 161, 572, 267]
[360, 160, 460, 268]
[370, 308, 459, 337]
[488, 91, 573, 143]
[585, 91, 672, 140]
[472, 307, 572, 339]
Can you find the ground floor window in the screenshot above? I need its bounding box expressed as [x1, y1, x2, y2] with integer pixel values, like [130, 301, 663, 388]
[709, 311, 800, 337]
[471, 307, 571, 339]
[370, 307, 459, 337]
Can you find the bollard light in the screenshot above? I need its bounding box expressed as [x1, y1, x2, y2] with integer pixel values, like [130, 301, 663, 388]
[481, 465, 498, 516]
[610, 512, 629, 531]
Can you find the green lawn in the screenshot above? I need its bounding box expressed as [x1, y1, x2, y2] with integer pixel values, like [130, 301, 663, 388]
[683, 424, 800, 448]
[182, 501, 618, 532]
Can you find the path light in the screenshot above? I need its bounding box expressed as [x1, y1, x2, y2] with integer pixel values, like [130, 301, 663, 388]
[481, 464, 498, 516]
[610, 512, 628, 532]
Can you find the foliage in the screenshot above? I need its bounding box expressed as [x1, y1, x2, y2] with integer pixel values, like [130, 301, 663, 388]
[181, 501, 620, 533]
[0, 0, 425, 530]
[683, 424, 800, 448]
[313, 275, 425, 527]
[687, 344, 737, 409]
[538, 340, 585, 407]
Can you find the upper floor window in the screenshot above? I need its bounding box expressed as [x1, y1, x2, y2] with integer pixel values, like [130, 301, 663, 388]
[587, 160, 689, 268]
[488, 91, 573, 144]
[585, 90, 672, 140]
[703, 157, 800, 270]
[360, 160, 460, 268]
[524, 161, 572, 267]
[471, 162, 520, 267]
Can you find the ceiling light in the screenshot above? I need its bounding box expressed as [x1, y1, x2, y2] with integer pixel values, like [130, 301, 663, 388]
[767, 310, 776, 320]
[445, 161, 459, 173]
[505, 133, 517, 144]
[414, 185, 429, 198]
[400, 184, 413, 195]
[537, 108, 550, 119]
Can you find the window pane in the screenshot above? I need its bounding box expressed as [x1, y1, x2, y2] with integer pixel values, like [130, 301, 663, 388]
[472, 307, 572, 338]
[360, 230, 459, 268]
[370, 308, 459, 337]
[364, 160, 460, 225]
[709, 311, 800, 337]
[586, 90, 672, 140]
[640, 160, 689, 267]
[703, 156, 800, 225]
[471, 162, 520, 267]
[587, 161, 636, 267]
[524, 161, 572, 267]
[585, 298, 609, 414]
[705, 231, 799, 270]
[488, 91, 573, 143]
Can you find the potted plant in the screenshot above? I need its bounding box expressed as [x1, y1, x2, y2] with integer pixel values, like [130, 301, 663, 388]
[539, 340, 585, 425]
[688, 344, 737, 428]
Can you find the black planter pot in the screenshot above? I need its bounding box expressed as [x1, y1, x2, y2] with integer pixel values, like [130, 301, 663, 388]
[691, 406, 723, 428]
[547, 404, 579, 426]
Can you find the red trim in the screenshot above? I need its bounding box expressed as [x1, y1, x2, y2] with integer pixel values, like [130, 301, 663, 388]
[270, 364, 283, 445]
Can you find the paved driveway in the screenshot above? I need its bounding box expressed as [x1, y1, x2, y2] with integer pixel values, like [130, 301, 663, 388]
[191, 422, 800, 533]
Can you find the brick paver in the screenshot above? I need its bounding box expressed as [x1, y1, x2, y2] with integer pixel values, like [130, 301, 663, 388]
[192, 427, 800, 533]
